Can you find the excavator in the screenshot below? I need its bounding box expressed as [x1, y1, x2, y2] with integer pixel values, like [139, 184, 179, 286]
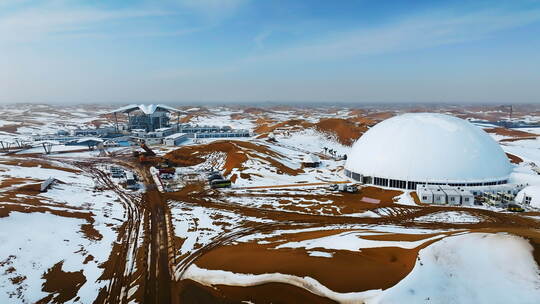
[132, 141, 175, 169]
[132, 141, 158, 164]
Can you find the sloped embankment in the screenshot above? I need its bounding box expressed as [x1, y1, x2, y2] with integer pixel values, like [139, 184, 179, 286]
[255, 118, 371, 146]
[164, 141, 303, 182]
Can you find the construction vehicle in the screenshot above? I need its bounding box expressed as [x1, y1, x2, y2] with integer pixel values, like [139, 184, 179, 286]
[158, 167, 175, 175]
[328, 184, 339, 191]
[210, 179, 232, 189]
[140, 143, 156, 156]
[206, 171, 231, 188]
[329, 183, 358, 193]
[208, 172, 224, 182]
[507, 203, 525, 212]
[160, 173, 174, 180]
[132, 141, 160, 164]
[126, 172, 139, 190]
[110, 166, 125, 178]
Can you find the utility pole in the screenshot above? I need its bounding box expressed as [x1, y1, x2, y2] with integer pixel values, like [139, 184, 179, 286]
[114, 112, 119, 133]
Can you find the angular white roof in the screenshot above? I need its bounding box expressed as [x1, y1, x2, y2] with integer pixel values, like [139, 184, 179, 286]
[109, 104, 184, 115]
[516, 185, 540, 207]
[345, 113, 512, 183]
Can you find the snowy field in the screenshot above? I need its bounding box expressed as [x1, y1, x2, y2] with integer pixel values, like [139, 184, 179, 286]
[0, 157, 128, 303]
[0, 104, 539, 303]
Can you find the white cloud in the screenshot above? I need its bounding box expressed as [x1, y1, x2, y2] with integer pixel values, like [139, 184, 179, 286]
[0, 4, 170, 43]
[243, 7, 540, 64]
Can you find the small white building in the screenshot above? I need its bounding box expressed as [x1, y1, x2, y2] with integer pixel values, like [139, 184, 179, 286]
[155, 127, 174, 137]
[417, 184, 474, 205]
[132, 129, 146, 137]
[417, 185, 434, 204]
[432, 187, 447, 205]
[164, 133, 189, 146]
[458, 188, 474, 206]
[144, 137, 163, 145]
[441, 186, 462, 206]
[103, 140, 119, 147]
[515, 185, 540, 208]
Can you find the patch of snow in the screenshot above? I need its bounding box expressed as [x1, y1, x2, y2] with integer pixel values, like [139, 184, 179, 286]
[372, 233, 540, 304]
[414, 211, 481, 224]
[185, 232, 540, 304]
[394, 191, 417, 206]
[307, 251, 333, 258]
[183, 264, 381, 303]
[276, 231, 445, 251]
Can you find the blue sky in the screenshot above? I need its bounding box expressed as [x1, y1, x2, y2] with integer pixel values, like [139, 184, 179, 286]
[0, 0, 539, 104]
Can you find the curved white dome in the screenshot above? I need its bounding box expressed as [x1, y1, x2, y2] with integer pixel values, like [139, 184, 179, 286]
[345, 113, 512, 185]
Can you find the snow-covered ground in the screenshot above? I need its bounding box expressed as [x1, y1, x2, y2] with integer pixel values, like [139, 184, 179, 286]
[373, 233, 540, 304]
[184, 232, 540, 304]
[275, 231, 445, 251]
[0, 159, 127, 303]
[414, 211, 482, 224]
[0, 104, 539, 303]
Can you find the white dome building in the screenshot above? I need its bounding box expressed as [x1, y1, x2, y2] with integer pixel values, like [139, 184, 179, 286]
[344, 113, 512, 190]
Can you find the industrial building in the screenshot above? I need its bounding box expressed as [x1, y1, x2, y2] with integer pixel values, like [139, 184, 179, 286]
[23, 104, 252, 154]
[164, 133, 190, 146]
[344, 113, 512, 190]
[73, 127, 117, 137]
[193, 128, 250, 139]
[109, 104, 185, 132]
[101, 104, 252, 146]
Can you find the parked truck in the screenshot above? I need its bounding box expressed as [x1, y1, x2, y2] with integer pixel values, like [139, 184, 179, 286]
[210, 179, 232, 189]
[329, 183, 358, 193]
[207, 171, 231, 188]
[126, 172, 139, 190]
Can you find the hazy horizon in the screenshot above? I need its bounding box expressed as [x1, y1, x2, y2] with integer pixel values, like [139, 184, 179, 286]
[1, 0, 540, 104]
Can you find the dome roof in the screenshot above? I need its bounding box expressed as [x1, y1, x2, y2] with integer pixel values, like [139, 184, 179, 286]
[345, 113, 512, 183]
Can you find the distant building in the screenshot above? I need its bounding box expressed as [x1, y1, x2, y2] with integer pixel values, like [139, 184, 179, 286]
[65, 137, 103, 148]
[164, 133, 190, 146]
[109, 104, 185, 132]
[73, 127, 116, 137]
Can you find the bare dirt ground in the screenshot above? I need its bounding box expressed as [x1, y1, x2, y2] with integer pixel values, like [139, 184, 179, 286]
[1, 104, 540, 303]
[2, 159, 537, 303]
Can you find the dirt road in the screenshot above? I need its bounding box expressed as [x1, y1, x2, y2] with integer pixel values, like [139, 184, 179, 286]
[33, 156, 540, 303]
[142, 187, 175, 303]
[72, 159, 177, 304]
